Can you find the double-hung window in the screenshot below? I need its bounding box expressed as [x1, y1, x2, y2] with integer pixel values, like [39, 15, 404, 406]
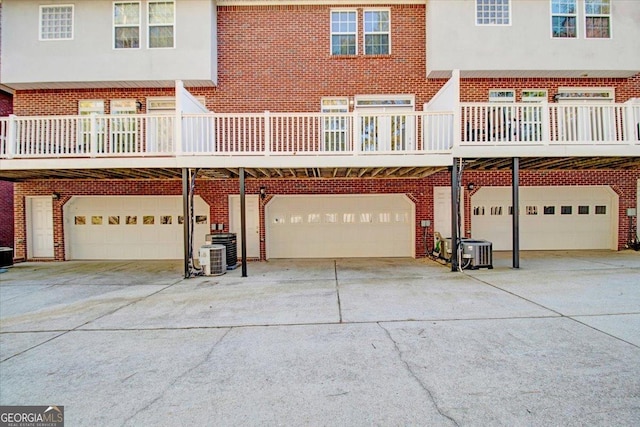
[364, 10, 390, 55]
[551, 0, 577, 38]
[476, 0, 511, 25]
[148, 1, 175, 48]
[331, 10, 391, 56]
[40, 5, 74, 40]
[331, 11, 357, 55]
[585, 0, 611, 38]
[114, 2, 141, 49]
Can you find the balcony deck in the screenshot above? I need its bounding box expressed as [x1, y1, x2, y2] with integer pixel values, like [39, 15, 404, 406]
[1, 103, 639, 176]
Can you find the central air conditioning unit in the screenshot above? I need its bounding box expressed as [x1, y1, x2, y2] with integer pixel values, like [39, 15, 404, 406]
[461, 239, 493, 269]
[199, 244, 227, 276]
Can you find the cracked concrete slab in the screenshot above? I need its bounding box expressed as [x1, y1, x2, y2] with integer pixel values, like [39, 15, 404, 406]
[0, 329, 229, 426]
[572, 313, 640, 346]
[80, 279, 340, 329]
[115, 324, 457, 426]
[466, 267, 640, 316]
[1, 252, 639, 426]
[381, 318, 640, 426]
[0, 284, 173, 332]
[338, 274, 554, 323]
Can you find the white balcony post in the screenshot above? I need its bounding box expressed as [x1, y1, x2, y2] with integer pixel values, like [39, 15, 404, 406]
[175, 110, 183, 156]
[264, 111, 271, 156]
[352, 110, 359, 155]
[542, 103, 551, 145]
[624, 101, 636, 144]
[453, 97, 461, 151]
[90, 113, 98, 157]
[6, 114, 16, 159]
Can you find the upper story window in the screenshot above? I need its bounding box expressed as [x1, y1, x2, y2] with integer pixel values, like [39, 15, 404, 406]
[114, 2, 141, 49]
[551, 0, 611, 39]
[364, 10, 390, 55]
[551, 0, 577, 38]
[331, 11, 357, 55]
[40, 5, 74, 40]
[476, 0, 511, 25]
[148, 1, 175, 48]
[585, 0, 611, 38]
[331, 10, 391, 56]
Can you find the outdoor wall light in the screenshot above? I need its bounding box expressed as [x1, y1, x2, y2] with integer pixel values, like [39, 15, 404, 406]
[135, 101, 143, 111]
[467, 183, 475, 191]
[52, 192, 60, 200]
[260, 186, 266, 199]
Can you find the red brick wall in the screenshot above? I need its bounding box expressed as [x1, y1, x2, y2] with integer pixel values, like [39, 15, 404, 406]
[460, 77, 640, 103]
[13, 170, 639, 260]
[0, 180, 14, 248]
[0, 91, 13, 116]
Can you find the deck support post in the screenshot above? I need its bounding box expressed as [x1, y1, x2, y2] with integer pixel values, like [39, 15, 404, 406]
[512, 157, 520, 269]
[240, 167, 248, 277]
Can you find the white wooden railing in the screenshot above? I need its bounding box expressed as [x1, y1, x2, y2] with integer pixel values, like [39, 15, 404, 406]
[461, 102, 640, 145]
[1, 104, 639, 160]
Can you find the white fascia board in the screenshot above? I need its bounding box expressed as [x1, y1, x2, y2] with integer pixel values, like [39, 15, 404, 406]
[217, 0, 425, 5]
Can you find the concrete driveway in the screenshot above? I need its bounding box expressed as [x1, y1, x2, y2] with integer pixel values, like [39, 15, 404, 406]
[1, 251, 639, 426]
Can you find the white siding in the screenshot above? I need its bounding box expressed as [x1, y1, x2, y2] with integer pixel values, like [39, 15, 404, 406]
[426, 0, 640, 78]
[1, 0, 217, 88]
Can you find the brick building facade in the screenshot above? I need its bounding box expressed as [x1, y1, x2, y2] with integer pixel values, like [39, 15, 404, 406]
[2, 1, 639, 262]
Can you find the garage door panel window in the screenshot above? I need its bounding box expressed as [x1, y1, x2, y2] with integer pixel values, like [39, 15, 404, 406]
[126, 216, 137, 225]
[544, 206, 555, 215]
[109, 216, 120, 225]
[75, 216, 86, 225]
[92, 216, 103, 225]
[595, 205, 607, 214]
[578, 205, 589, 214]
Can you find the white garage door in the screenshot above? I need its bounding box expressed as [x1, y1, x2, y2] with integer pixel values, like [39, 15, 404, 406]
[266, 195, 414, 258]
[471, 186, 618, 250]
[64, 196, 210, 260]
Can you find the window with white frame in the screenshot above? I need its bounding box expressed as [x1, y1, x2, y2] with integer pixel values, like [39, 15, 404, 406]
[354, 95, 415, 151]
[114, 2, 141, 49]
[364, 10, 390, 55]
[148, 1, 175, 48]
[476, 0, 511, 25]
[585, 0, 611, 38]
[488, 90, 515, 103]
[40, 5, 74, 40]
[331, 10, 357, 55]
[321, 98, 349, 151]
[520, 90, 547, 142]
[551, 0, 577, 38]
[110, 100, 138, 152]
[78, 100, 105, 151]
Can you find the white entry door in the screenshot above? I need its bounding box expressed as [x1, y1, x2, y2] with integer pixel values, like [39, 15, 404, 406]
[433, 186, 465, 241]
[28, 196, 54, 258]
[229, 195, 260, 258]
